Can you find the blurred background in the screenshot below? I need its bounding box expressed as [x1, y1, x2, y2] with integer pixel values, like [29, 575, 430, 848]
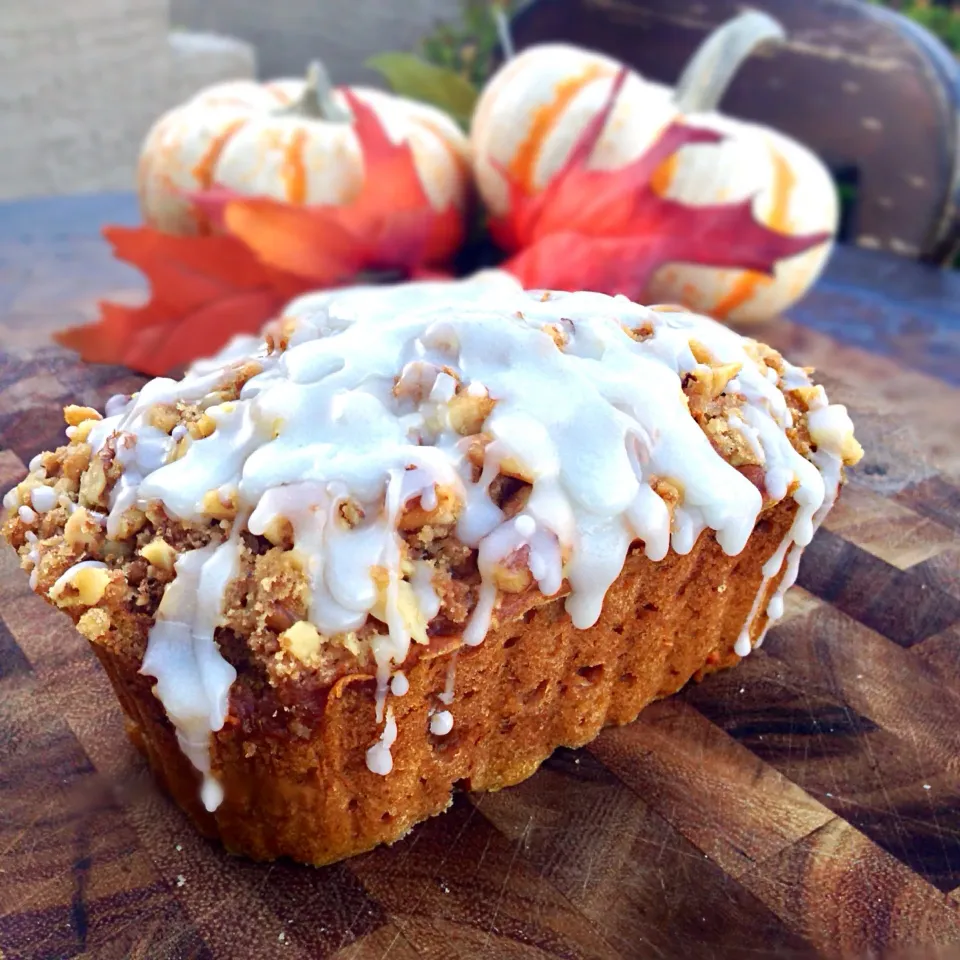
[4, 0, 960, 264]
[0, 0, 461, 200]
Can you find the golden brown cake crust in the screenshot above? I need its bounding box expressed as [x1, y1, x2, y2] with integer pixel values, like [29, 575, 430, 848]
[2, 283, 864, 866]
[87, 501, 796, 865]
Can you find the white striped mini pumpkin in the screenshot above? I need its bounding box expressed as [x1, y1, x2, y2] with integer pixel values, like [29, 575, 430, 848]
[137, 63, 471, 246]
[470, 12, 837, 323]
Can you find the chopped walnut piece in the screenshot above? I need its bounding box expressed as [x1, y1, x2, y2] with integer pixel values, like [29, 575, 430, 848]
[501, 483, 531, 520]
[337, 499, 365, 529]
[743, 339, 785, 376]
[841, 433, 864, 466]
[543, 323, 569, 349]
[140, 537, 177, 572]
[686, 361, 742, 406]
[789, 385, 826, 412]
[497, 455, 534, 484]
[491, 546, 533, 594]
[265, 603, 297, 633]
[264, 316, 297, 353]
[188, 414, 216, 441]
[60, 443, 92, 487]
[652, 477, 682, 515]
[370, 570, 429, 644]
[78, 456, 108, 509]
[112, 508, 147, 540]
[398, 485, 461, 531]
[77, 607, 112, 642]
[279, 620, 324, 663]
[201, 489, 237, 520]
[64, 405, 102, 427]
[649, 303, 687, 313]
[807, 407, 865, 466]
[262, 516, 294, 549]
[688, 339, 712, 366]
[146, 404, 179, 434]
[708, 362, 742, 398]
[448, 391, 495, 436]
[71, 420, 99, 443]
[169, 437, 190, 463]
[622, 321, 654, 342]
[464, 435, 490, 473]
[51, 566, 111, 607]
[64, 507, 101, 551]
[227, 361, 262, 396]
[702, 417, 761, 468]
[394, 361, 459, 404]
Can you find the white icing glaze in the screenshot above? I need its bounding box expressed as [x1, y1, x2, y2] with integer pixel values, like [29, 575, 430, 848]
[439, 652, 458, 707]
[18, 505, 37, 524]
[140, 537, 239, 811]
[734, 384, 854, 655]
[365, 707, 398, 775]
[30, 486, 58, 513]
[66, 276, 855, 807]
[429, 710, 454, 736]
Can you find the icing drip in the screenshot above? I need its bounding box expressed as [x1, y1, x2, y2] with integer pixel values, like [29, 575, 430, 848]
[734, 377, 855, 655]
[430, 710, 454, 736]
[440, 652, 458, 706]
[365, 707, 397, 775]
[65, 275, 857, 807]
[139, 536, 240, 811]
[30, 486, 58, 513]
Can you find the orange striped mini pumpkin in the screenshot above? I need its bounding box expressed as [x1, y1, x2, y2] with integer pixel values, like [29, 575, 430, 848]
[470, 12, 837, 324]
[137, 63, 471, 246]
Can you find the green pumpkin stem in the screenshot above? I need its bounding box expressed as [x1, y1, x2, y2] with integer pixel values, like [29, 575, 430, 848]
[673, 10, 785, 114]
[282, 60, 353, 122]
[493, 4, 515, 61]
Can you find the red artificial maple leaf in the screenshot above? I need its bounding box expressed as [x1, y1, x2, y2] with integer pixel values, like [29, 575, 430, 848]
[492, 68, 831, 301]
[57, 90, 461, 377]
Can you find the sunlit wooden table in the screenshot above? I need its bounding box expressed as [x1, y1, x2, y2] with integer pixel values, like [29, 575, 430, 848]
[0, 193, 959, 960]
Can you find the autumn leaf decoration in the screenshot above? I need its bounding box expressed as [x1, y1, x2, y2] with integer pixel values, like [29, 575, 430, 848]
[56, 91, 462, 377]
[492, 68, 831, 300]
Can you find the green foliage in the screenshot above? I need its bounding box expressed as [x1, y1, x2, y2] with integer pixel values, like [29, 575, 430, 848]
[871, 1, 960, 54]
[419, 1, 515, 89]
[366, 2, 515, 129]
[365, 54, 479, 127]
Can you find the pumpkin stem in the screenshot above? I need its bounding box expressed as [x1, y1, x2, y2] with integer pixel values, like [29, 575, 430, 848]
[493, 4, 515, 61]
[673, 10, 785, 114]
[282, 60, 353, 122]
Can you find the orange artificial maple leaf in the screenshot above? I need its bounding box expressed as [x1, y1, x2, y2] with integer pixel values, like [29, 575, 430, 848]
[192, 90, 464, 284]
[492, 68, 831, 301]
[55, 227, 313, 376]
[57, 90, 462, 377]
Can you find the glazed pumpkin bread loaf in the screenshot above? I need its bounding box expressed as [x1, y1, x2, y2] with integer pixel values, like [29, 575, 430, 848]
[2, 276, 862, 865]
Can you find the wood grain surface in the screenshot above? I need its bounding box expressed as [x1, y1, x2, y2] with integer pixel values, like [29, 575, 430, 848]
[1, 199, 960, 958]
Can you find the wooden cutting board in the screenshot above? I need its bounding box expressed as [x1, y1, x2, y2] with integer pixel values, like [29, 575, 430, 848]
[0, 240, 959, 958]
